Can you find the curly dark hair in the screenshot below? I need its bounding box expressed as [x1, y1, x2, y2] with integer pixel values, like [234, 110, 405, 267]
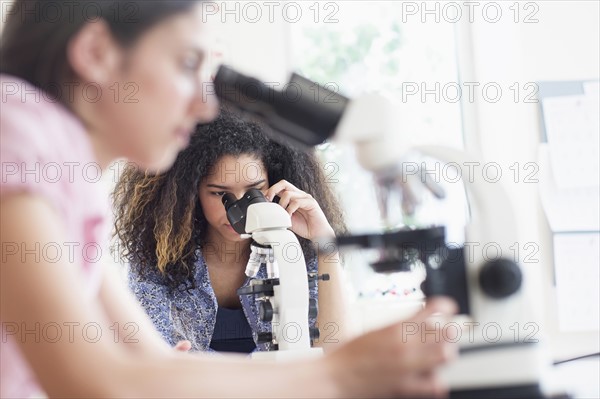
[113, 108, 346, 292]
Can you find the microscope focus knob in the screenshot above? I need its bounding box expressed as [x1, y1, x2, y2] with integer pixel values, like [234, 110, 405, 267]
[308, 298, 318, 319]
[256, 331, 273, 344]
[259, 300, 274, 322]
[479, 258, 522, 299]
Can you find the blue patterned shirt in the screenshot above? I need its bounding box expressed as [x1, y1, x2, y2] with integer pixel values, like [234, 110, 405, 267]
[128, 248, 318, 352]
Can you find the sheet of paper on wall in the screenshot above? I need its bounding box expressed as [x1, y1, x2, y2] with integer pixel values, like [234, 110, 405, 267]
[553, 232, 600, 332]
[542, 94, 599, 190]
[538, 145, 600, 232]
[539, 89, 600, 233]
[539, 145, 600, 232]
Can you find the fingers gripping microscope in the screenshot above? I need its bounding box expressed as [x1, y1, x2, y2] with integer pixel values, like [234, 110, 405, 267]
[213, 66, 547, 397]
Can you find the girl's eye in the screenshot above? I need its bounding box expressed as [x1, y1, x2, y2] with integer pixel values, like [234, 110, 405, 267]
[181, 56, 201, 72]
[211, 191, 226, 197]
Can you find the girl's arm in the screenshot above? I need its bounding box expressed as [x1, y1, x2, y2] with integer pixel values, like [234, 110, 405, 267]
[0, 193, 335, 398]
[1, 193, 457, 398]
[313, 244, 355, 351]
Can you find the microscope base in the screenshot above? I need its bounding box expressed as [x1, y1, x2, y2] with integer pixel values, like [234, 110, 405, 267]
[450, 383, 544, 399]
[442, 342, 547, 398]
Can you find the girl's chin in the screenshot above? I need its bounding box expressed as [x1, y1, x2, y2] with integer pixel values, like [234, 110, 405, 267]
[222, 227, 248, 241]
[133, 147, 179, 174]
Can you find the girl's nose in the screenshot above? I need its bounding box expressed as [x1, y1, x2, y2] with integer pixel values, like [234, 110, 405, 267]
[192, 82, 219, 123]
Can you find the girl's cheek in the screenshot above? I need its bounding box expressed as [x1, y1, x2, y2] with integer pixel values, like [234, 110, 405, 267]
[173, 72, 199, 100]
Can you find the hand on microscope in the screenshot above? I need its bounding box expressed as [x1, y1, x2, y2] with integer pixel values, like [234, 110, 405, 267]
[266, 179, 336, 242]
[327, 297, 459, 398]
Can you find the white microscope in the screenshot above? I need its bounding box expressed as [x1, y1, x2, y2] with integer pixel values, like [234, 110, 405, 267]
[221, 188, 324, 360]
[214, 65, 548, 397]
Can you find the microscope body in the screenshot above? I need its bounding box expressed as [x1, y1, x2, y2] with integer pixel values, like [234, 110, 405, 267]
[223, 190, 322, 359]
[416, 147, 546, 394]
[335, 97, 547, 395]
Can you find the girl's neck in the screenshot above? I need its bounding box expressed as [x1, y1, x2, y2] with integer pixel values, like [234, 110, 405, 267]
[70, 91, 117, 170]
[88, 131, 117, 170]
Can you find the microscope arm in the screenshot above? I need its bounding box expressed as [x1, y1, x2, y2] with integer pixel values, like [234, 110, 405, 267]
[415, 145, 529, 328]
[333, 100, 545, 392]
[332, 97, 545, 392]
[328, 92, 531, 324]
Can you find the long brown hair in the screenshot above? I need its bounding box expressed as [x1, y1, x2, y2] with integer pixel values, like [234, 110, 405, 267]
[0, 0, 200, 104]
[113, 109, 346, 292]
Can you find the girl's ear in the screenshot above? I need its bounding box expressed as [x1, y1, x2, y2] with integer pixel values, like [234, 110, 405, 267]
[67, 20, 123, 85]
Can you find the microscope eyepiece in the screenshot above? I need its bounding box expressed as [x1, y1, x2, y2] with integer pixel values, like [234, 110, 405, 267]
[222, 189, 269, 234]
[242, 188, 268, 205]
[221, 193, 238, 211]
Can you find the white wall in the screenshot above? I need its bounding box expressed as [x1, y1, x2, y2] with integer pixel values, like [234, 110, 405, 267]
[202, 3, 291, 84]
[460, 0, 599, 360]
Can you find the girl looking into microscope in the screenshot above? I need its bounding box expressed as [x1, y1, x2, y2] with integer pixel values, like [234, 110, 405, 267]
[113, 109, 351, 353]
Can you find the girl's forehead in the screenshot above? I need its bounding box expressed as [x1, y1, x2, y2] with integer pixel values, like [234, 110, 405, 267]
[214, 154, 265, 168]
[204, 154, 267, 184]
